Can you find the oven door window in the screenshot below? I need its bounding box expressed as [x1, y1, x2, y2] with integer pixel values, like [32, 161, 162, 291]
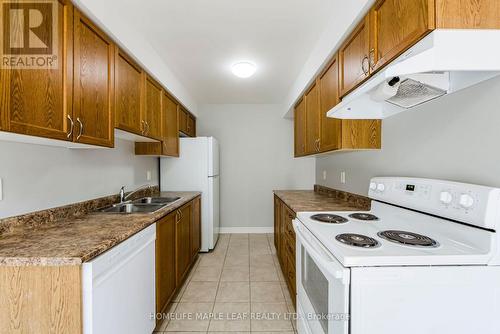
[302, 246, 329, 333]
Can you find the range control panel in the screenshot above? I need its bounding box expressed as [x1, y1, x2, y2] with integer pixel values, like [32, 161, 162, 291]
[368, 177, 500, 230]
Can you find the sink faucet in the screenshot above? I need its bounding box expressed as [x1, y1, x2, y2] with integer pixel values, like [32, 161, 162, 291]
[119, 184, 153, 203]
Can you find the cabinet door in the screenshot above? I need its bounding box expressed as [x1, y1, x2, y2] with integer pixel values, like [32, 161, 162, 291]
[0, 0, 73, 141]
[115, 49, 143, 135]
[341, 119, 381, 149]
[179, 108, 188, 134]
[144, 75, 163, 140]
[161, 92, 179, 156]
[156, 212, 176, 314]
[175, 204, 192, 284]
[339, 15, 370, 97]
[370, 0, 434, 72]
[190, 197, 201, 260]
[187, 115, 196, 137]
[319, 55, 342, 152]
[274, 196, 282, 257]
[73, 10, 114, 147]
[305, 81, 320, 155]
[294, 98, 306, 157]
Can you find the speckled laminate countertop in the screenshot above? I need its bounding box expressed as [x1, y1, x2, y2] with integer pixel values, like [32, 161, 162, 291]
[0, 192, 200, 266]
[274, 186, 371, 213]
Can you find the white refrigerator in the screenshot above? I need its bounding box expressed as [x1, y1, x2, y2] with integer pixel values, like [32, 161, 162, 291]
[160, 137, 220, 251]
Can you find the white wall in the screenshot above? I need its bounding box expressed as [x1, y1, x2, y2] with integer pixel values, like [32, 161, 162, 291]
[0, 139, 158, 219]
[315, 76, 500, 195]
[197, 104, 315, 230]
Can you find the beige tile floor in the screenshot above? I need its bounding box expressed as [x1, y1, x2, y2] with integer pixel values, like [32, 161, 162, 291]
[154, 233, 297, 333]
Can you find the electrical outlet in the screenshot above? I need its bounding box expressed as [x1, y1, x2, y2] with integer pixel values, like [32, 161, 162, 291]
[146, 171, 152, 181]
[0, 178, 3, 201]
[322, 170, 327, 180]
[340, 171, 346, 184]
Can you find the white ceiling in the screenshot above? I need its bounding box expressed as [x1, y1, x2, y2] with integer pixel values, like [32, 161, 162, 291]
[105, 0, 336, 104]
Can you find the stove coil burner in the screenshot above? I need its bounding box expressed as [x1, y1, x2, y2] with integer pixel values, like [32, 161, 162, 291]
[335, 233, 379, 248]
[348, 213, 380, 221]
[378, 230, 438, 247]
[310, 214, 348, 224]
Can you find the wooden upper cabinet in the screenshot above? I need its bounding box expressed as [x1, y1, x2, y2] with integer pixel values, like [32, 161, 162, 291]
[0, 0, 73, 141]
[370, 0, 434, 72]
[339, 15, 370, 97]
[162, 92, 180, 156]
[304, 81, 320, 154]
[179, 107, 188, 134]
[73, 10, 114, 147]
[144, 75, 163, 140]
[294, 98, 306, 157]
[318, 56, 342, 152]
[187, 115, 196, 137]
[156, 212, 177, 315]
[115, 50, 143, 135]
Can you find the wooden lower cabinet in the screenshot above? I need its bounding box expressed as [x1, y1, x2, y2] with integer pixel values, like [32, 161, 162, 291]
[157, 196, 201, 315]
[191, 196, 202, 259]
[274, 195, 297, 307]
[156, 212, 177, 315]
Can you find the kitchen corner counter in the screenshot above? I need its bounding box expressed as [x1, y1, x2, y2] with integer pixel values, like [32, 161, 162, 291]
[0, 191, 201, 266]
[273, 185, 371, 213]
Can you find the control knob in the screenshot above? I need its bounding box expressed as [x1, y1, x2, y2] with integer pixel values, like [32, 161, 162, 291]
[376, 183, 385, 192]
[459, 194, 474, 209]
[439, 191, 453, 205]
[369, 182, 377, 191]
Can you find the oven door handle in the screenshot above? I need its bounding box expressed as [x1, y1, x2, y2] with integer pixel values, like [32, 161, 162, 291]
[293, 220, 347, 282]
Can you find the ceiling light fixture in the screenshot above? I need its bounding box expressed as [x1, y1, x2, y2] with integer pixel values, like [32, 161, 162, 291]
[231, 61, 257, 78]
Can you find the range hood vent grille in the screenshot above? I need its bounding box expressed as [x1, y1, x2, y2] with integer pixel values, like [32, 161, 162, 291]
[386, 78, 447, 108]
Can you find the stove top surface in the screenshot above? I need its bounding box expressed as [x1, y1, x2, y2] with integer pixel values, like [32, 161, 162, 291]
[297, 201, 494, 267]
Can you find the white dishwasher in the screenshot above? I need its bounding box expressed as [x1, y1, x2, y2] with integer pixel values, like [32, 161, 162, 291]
[82, 224, 156, 334]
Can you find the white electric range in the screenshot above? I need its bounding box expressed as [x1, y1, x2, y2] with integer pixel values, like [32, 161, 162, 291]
[294, 177, 500, 334]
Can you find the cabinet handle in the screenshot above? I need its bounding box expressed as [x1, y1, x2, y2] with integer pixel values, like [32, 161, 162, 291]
[76, 117, 83, 140]
[66, 115, 74, 139]
[141, 120, 145, 135]
[145, 121, 150, 135]
[369, 48, 376, 70]
[315, 138, 320, 152]
[361, 55, 369, 76]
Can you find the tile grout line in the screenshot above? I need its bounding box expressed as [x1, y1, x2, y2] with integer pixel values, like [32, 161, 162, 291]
[207, 233, 230, 332]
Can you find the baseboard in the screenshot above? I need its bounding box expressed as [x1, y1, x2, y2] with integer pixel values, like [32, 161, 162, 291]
[219, 227, 274, 234]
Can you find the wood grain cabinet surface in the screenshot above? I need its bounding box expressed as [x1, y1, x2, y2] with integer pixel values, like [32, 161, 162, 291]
[339, 15, 370, 97]
[370, 0, 435, 72]
[294, 97, 306, 157]
[156, 212, 177, 315]
[144, 75, 163, 140]
[73, 9, 114, 147]
[176, 202, 193, 285]
[274, 196, 297, 308]
[162, 92, 180, 156]
[294, 54, 381, 157]
[0, 0, 74, 142]
[114, 49, 144, 135]
[304, 81, 321, 155]
[190, 196, 201, 259]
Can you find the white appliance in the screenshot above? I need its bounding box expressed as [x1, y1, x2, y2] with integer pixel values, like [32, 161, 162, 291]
[160, 137, 220, 251]
[326, 29, 500, 119]
[82, 224, 156, 334]
[294, 177, 500, 334]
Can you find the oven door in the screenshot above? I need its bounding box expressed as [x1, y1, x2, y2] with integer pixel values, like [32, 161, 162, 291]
[293, 219, 350, 334]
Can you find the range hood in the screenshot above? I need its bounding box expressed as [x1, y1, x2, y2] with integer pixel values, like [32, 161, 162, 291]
[327, 29, 500, 119]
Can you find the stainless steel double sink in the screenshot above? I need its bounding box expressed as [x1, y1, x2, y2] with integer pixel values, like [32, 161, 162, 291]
[99, 196, 181, 214]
